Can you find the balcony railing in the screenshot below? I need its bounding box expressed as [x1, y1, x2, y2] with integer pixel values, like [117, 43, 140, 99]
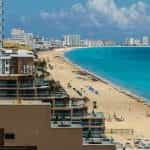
[83, 131, 104, 138]
[0, 94, 51, 98]
[0, 83, 50, 89]
[90, 122, 104, 126]
[51, 121, 81, 128]
[53, 103, 87, 109]
[83, 137, 114, 145]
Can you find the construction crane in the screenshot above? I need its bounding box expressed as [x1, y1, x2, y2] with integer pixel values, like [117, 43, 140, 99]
[0, 1, 22, 104]
[0, 0, 4, 48]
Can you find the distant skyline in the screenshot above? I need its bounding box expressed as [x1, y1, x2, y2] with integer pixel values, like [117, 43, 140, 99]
[5, 0, 150, 41]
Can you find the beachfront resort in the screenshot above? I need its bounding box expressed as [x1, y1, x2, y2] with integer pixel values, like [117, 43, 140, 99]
[0, 48, 116, 150]
[0, 28, 150, 149]
[39, 47, 150, 150]
[1, 0, 150, 148]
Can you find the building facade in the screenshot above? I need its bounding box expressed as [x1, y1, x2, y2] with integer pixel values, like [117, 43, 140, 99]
[142, 36, 150, 46]
[11, 28, 34, 46]
[0, 49, 34, 74]
[64, 34, 81, 47]
[0, 104, 115, 150]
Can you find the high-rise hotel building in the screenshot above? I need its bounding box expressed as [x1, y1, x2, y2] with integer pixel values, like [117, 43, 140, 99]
[142, 36, 150, 46]
[64, 34, 81, 47]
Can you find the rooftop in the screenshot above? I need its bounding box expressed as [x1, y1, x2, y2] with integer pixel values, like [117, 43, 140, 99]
[0, 48, 34, 58]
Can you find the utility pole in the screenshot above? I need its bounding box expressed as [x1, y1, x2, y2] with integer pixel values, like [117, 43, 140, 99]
[0, 0, 4, 48]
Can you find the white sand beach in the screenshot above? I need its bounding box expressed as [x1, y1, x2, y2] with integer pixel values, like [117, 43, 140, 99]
[38, 48, 150, 144]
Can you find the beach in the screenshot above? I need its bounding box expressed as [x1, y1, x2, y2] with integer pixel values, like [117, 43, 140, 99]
[38, 48, 150, 143]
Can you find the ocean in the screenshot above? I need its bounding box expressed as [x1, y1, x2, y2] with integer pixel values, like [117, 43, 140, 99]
[65, 47, 150, 101]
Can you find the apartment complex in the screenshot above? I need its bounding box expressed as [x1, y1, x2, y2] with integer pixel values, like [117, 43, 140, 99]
[11, 28, 34, 46]
[64, 34, 81, 47]
[125, 36, 150, 46]
[0, 49, 68, 100]
[0, 49, 34, 74]
[142, 36, 150, 46]
[0, 48, 115, 150]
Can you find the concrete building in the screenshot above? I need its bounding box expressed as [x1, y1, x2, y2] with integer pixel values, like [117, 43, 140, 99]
[125, 38, 141, 46]
[64, 34, 81, 47]
[0, 103, 115, 150]
[11, 28, 34, 46]
[125, 38, 134, 46]
[134, 39, 141, 46]
[0, 49, 68, 100]
[84, 40, 104, 47]
[0, 49, 34, 74]
[142, 36, 149, 46]
[0, 48, 116, 150]
[50, 40, 63, 48]
[84, 40, 115, 47]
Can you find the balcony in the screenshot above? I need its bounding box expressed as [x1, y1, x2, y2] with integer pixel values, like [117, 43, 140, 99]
[83, 137, 114, 145]
[50, 93, 68, 99]
[51, 121, 81, 128]
[0, 83, 35, 89]
[0, 83, 17, 88]
[0, 93, 52, 100]
[83, 130, 105, 138]
[52, 102, 87, 110]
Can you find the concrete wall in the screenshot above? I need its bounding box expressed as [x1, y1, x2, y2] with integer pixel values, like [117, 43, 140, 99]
[0, 105, 115, 150]
[0, 105, 82, 150]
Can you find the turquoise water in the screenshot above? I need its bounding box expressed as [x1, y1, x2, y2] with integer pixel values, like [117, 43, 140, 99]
[65, 47, 150, 100]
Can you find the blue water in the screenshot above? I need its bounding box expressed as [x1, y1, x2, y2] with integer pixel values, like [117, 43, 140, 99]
[65, 47, 150, 101]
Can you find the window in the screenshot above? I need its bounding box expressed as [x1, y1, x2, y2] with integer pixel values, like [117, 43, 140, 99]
[5, 133, 15, 140]
[0, 129, 4, 146]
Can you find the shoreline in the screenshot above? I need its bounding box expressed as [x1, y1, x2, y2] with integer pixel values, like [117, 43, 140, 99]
[38, 47, 150, 139]
[63, 48, 149, 106]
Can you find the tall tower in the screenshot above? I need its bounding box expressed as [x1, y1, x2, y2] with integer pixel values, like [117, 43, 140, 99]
[0, 0, 4, 48]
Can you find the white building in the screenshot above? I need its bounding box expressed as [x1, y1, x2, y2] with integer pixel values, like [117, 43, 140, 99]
[126, 38, 135, 46]
[84, 40, 104, 47]
[11, 28, 34, 46]
[125, 38, 141, 46]
[134, 39, 141, 46]
[64, 34, 81, 47]
[84, 40, 116, 47]
[142, 36, 149, 46]
[50, 40, 63, 48]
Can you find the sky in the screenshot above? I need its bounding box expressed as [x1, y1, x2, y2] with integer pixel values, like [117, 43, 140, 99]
[5, 0, 150, 41]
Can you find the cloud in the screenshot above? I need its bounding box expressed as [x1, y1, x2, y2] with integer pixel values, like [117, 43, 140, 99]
[40, 0, 150, 29]
[30, 0, 150, 39]
[87, 0, 129, 27]
[71, 3, 86, 13]
[40, 10, 67, 20]
[87, 0, 150, 29]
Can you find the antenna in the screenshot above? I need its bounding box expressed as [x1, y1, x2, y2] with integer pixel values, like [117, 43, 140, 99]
[0, 0, 4, 48]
